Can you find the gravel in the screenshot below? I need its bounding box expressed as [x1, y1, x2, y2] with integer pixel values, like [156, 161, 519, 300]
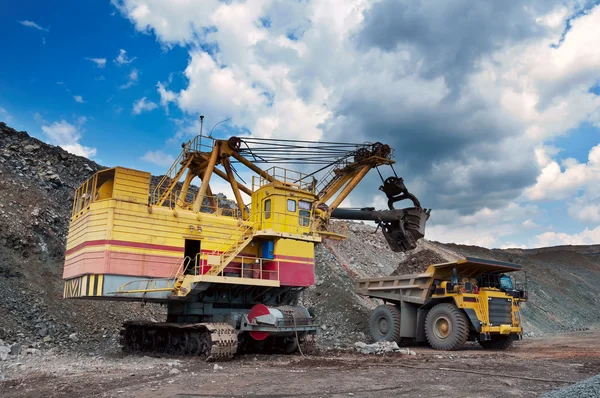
[541, 374, 600, 398]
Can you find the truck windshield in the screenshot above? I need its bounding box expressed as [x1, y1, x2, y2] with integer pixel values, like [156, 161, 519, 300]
[499, 275, 513, 290]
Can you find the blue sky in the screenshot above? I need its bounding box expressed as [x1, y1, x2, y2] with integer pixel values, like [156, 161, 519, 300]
[2, 0, 600, 249]
[0, 1, 195, 171]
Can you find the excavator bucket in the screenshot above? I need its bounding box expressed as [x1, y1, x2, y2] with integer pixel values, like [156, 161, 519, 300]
[380, 206, 430, 252]
[330, 175, 431, 253]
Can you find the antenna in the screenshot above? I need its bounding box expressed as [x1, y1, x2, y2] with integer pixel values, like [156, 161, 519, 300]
[208, 117, 231, 138]
[199, 115, 204, 151]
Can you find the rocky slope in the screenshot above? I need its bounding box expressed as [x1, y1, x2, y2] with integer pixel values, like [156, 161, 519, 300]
[0, 121, 599, 357]
[0, 123, 166, 356]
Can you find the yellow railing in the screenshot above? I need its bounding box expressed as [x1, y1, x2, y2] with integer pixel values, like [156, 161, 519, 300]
[210, 220, 254, 256]
[71, 173, 98, 217]
[253, 211, 320, 239]
[188, 253, 280, 281]
[252, 166, 316, 193]
[150, 188, 245, 218]
[151, 136, 200, 204]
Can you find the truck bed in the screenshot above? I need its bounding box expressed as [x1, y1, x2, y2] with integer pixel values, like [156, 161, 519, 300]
[355, 271, 434, 304]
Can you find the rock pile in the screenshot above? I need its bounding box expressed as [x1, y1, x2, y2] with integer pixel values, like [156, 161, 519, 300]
[354, 341, 416, 355]
[0, 123, 164, 354]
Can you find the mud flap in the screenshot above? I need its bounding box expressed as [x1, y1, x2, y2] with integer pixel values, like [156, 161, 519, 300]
[415, 308, 429, 343]
[464, 308, 482, 332]
[400, 301, 418, 338]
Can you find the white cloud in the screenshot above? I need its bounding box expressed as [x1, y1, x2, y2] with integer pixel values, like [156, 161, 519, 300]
[73, 95, 85, 103]
[141, 150, 175, 167]
[568, 204, 600, 223]
[114, 49, 136, 65]
[85, 57, 107, 68]
[41, 119, 97, 158]
[534, 225, 600, 247]
[120, 68, 139, 89]
[18, 20, 49, 32]
[132, 97, 158, 115]
[425, 202, 538, 248]
[157, 81, 176, 111]
[522, 219, 541, 229]
[111, 0, 220, 46]
[525, 144, 600, 200]
[113, 1, 600, 248]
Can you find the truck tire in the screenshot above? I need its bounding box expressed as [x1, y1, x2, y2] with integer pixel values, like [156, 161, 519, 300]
[479, 335, 513, 350]
[369, 304, 401, 342]
[425, 303, 469, 350]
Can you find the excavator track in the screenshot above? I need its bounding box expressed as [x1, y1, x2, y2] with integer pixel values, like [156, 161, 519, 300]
[119, 321, 238, 361]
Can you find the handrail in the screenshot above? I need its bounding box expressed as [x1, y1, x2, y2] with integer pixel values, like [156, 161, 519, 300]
[210, 220, 254, 256]
[255, 211, 320, 238]
[251, 166, 316, 192]
[189, 253, 280, 280]
[152, 136, 198, 198]
[150, 187, 245, 219]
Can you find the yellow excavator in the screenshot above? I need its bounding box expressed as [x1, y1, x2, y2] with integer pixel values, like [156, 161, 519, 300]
[62, 116, 430, 359]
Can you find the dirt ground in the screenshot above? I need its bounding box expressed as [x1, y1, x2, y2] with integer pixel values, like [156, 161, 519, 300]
[1, 329, 598, 398]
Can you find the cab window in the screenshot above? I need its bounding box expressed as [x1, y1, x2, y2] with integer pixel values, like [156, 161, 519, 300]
[298, 200, 311, 226]
[264, 199, 271, 219]
[287, 199, 296, 212]
[299, 210, 310, 226]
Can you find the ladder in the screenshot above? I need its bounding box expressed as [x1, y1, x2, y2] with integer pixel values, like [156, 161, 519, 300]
[316, 167, 343, 199]
[206, 222, 255, 276]
[152, 136, 200, 206]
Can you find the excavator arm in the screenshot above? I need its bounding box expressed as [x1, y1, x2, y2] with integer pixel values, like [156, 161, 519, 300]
[308, 143, 431, 253]
[330, 176, 431, 252]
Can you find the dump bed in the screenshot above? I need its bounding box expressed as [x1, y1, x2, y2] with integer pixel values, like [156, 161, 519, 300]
[355, 257, 522, 304]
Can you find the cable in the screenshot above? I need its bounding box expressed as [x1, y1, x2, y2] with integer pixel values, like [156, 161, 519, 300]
[291, 312, 306, 358]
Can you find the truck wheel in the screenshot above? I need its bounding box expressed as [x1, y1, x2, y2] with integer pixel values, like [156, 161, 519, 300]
[425, 303, 469, 350]
[369, 304, 401, 342]
[479, 335, 513, 350]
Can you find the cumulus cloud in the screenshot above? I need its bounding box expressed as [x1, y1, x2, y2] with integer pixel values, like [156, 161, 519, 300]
[141, 150, 175, 167]
[114, 49, 136, 65]
[85, 57, 107, 68]
[18, 20, 49, 32]
[41, 119, 97, 158]
[525, 144, 600, 200]
[425, 202, 538, 248]
[114, 0, 600, 247]
[73, 95, 85, 103]
[534, 225, 600, 247]
[132, 97, 158, 115]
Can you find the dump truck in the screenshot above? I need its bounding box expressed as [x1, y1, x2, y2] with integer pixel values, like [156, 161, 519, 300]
[356, 257, 528, 350]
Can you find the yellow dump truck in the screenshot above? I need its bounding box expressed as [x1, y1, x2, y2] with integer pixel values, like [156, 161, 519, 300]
[356, 257, 528, 350]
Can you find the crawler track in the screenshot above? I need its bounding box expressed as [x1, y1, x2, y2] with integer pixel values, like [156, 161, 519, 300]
[119, 321, 238, 361]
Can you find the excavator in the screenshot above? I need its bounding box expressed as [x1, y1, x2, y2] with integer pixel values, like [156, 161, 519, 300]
[61, 117, 430, 360]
